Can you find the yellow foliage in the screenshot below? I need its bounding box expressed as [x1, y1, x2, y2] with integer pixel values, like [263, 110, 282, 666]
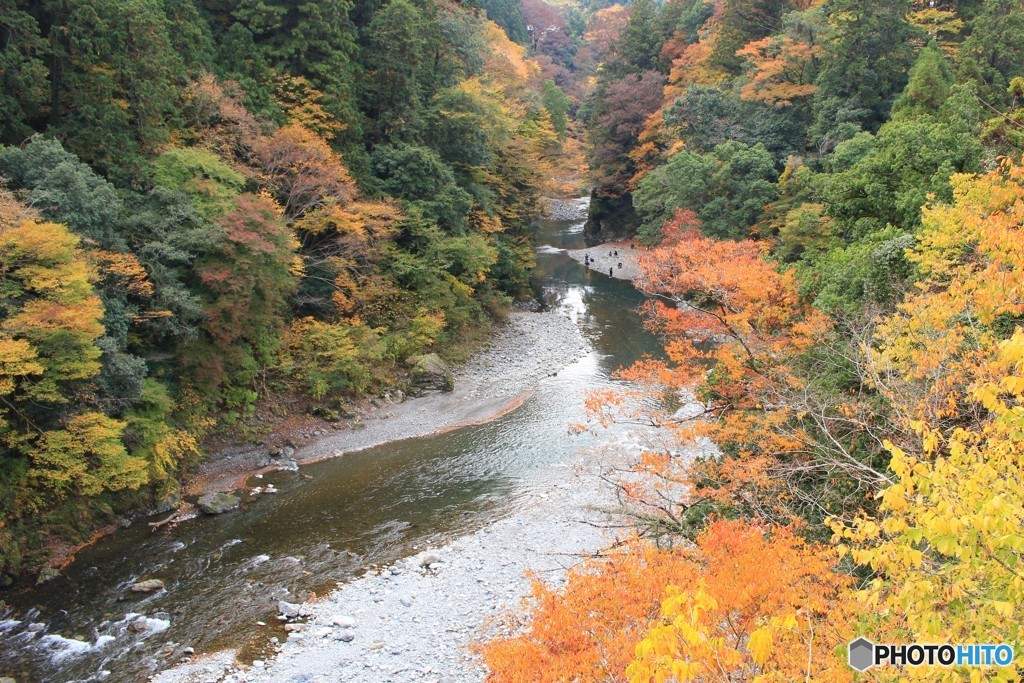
[29, 413, 148, 498]
[833, 157, 1024, 681]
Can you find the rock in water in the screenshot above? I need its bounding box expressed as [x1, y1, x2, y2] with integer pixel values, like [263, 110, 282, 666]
[196, 492, 241, 515]
[35, 567, 60, 585]
[278, 600, 302, 618]
[128, 618, 151, 633]
[130, 579, 165, 593]
[408, 353, 455, 392]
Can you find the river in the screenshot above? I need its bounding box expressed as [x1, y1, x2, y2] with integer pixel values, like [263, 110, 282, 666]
[0, 209, 663, 683]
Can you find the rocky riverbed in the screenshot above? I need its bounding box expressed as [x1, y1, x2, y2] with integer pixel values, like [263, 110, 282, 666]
[544, 196, 590, 222]
[152, 447, 634, 683]
[567, 241, 643, 282]
[191, 309, 591, 494]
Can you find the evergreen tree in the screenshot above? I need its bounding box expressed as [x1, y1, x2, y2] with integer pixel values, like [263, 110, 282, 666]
[957, 0, 1024, 105]
[0, 4, 49, 143]
[891, 41, 954, 119]
[811, 0, 918, 149]
[541, 79, 570, 137]
[360, 0, 430, 142]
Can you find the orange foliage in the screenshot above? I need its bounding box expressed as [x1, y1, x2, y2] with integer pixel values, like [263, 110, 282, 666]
[480, 20, 538, 98]
[482, 520, 855, 683]
[737, 36, 821, 106]
[628, 110, 686, 190]
[294, 200, 404, 317]
[252, 124, 356, 219]
[667, 40, 721, 98]
[591, 211, 832, 519]
[92, 250, 153, 297]
[628, 521, 854, 683]
[482, 537, 697, 682]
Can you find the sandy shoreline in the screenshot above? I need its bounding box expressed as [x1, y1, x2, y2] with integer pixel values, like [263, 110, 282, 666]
[188, 309, 590, 495]
[154, 452, 632, 683]
[566, 240, 643, 282]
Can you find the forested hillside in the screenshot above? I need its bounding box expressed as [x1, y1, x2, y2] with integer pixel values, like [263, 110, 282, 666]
[0, 0, 578, 582]
[482, 0, 1024, 680]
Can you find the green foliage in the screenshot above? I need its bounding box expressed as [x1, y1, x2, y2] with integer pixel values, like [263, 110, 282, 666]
[664, 85, 806, 160]
[811, 0, 919, 148]
[798, 228, 916, 315]
[117, 187, 211, 344]
[774, 202, 837, 263]
[46, 0, 190, 183]
[371, 143, 474, 233]
[0, 0, 560, 578]
[957, 0, 1024, 104]
[891, 42, 954, 120]
[674, 1, 715, 44]
[152, 147, 246, 219]
[817, 118, 982, 237]
[224, 0, 360, 137]
[0, 138, 124, 249]
[541, 80, 571, 137]
[469, 0, 529, 44]
[122, 380, 201, 486]
[361, 0, 431, 142]
[187, 193, 297, 404]
[609, 0, 666, 76]
[427, 87, 496, 169]
[0, 5, 49, 143]
[634, 141, 779, 240]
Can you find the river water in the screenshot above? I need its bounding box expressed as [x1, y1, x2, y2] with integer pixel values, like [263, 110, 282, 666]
[0, 212, 663, 682]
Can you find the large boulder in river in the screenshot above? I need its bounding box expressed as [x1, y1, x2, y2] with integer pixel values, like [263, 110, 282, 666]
[196, 492, 240, 515]
[408, 353, 454, 392]
[131, 579, 165, 593]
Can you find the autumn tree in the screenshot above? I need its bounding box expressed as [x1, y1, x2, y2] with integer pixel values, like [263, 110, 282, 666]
[587, 70, 666, 229]
[833, 158, 1024, 673]
[738, 35, 821, 106]
[708, 0, 790, 75]
[584, 212, 891, 535]
[253, 124, 356, 220]
[483, 520, 856, 682]
[186, 192, 298, 412]
[627, 521, 855, 683]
